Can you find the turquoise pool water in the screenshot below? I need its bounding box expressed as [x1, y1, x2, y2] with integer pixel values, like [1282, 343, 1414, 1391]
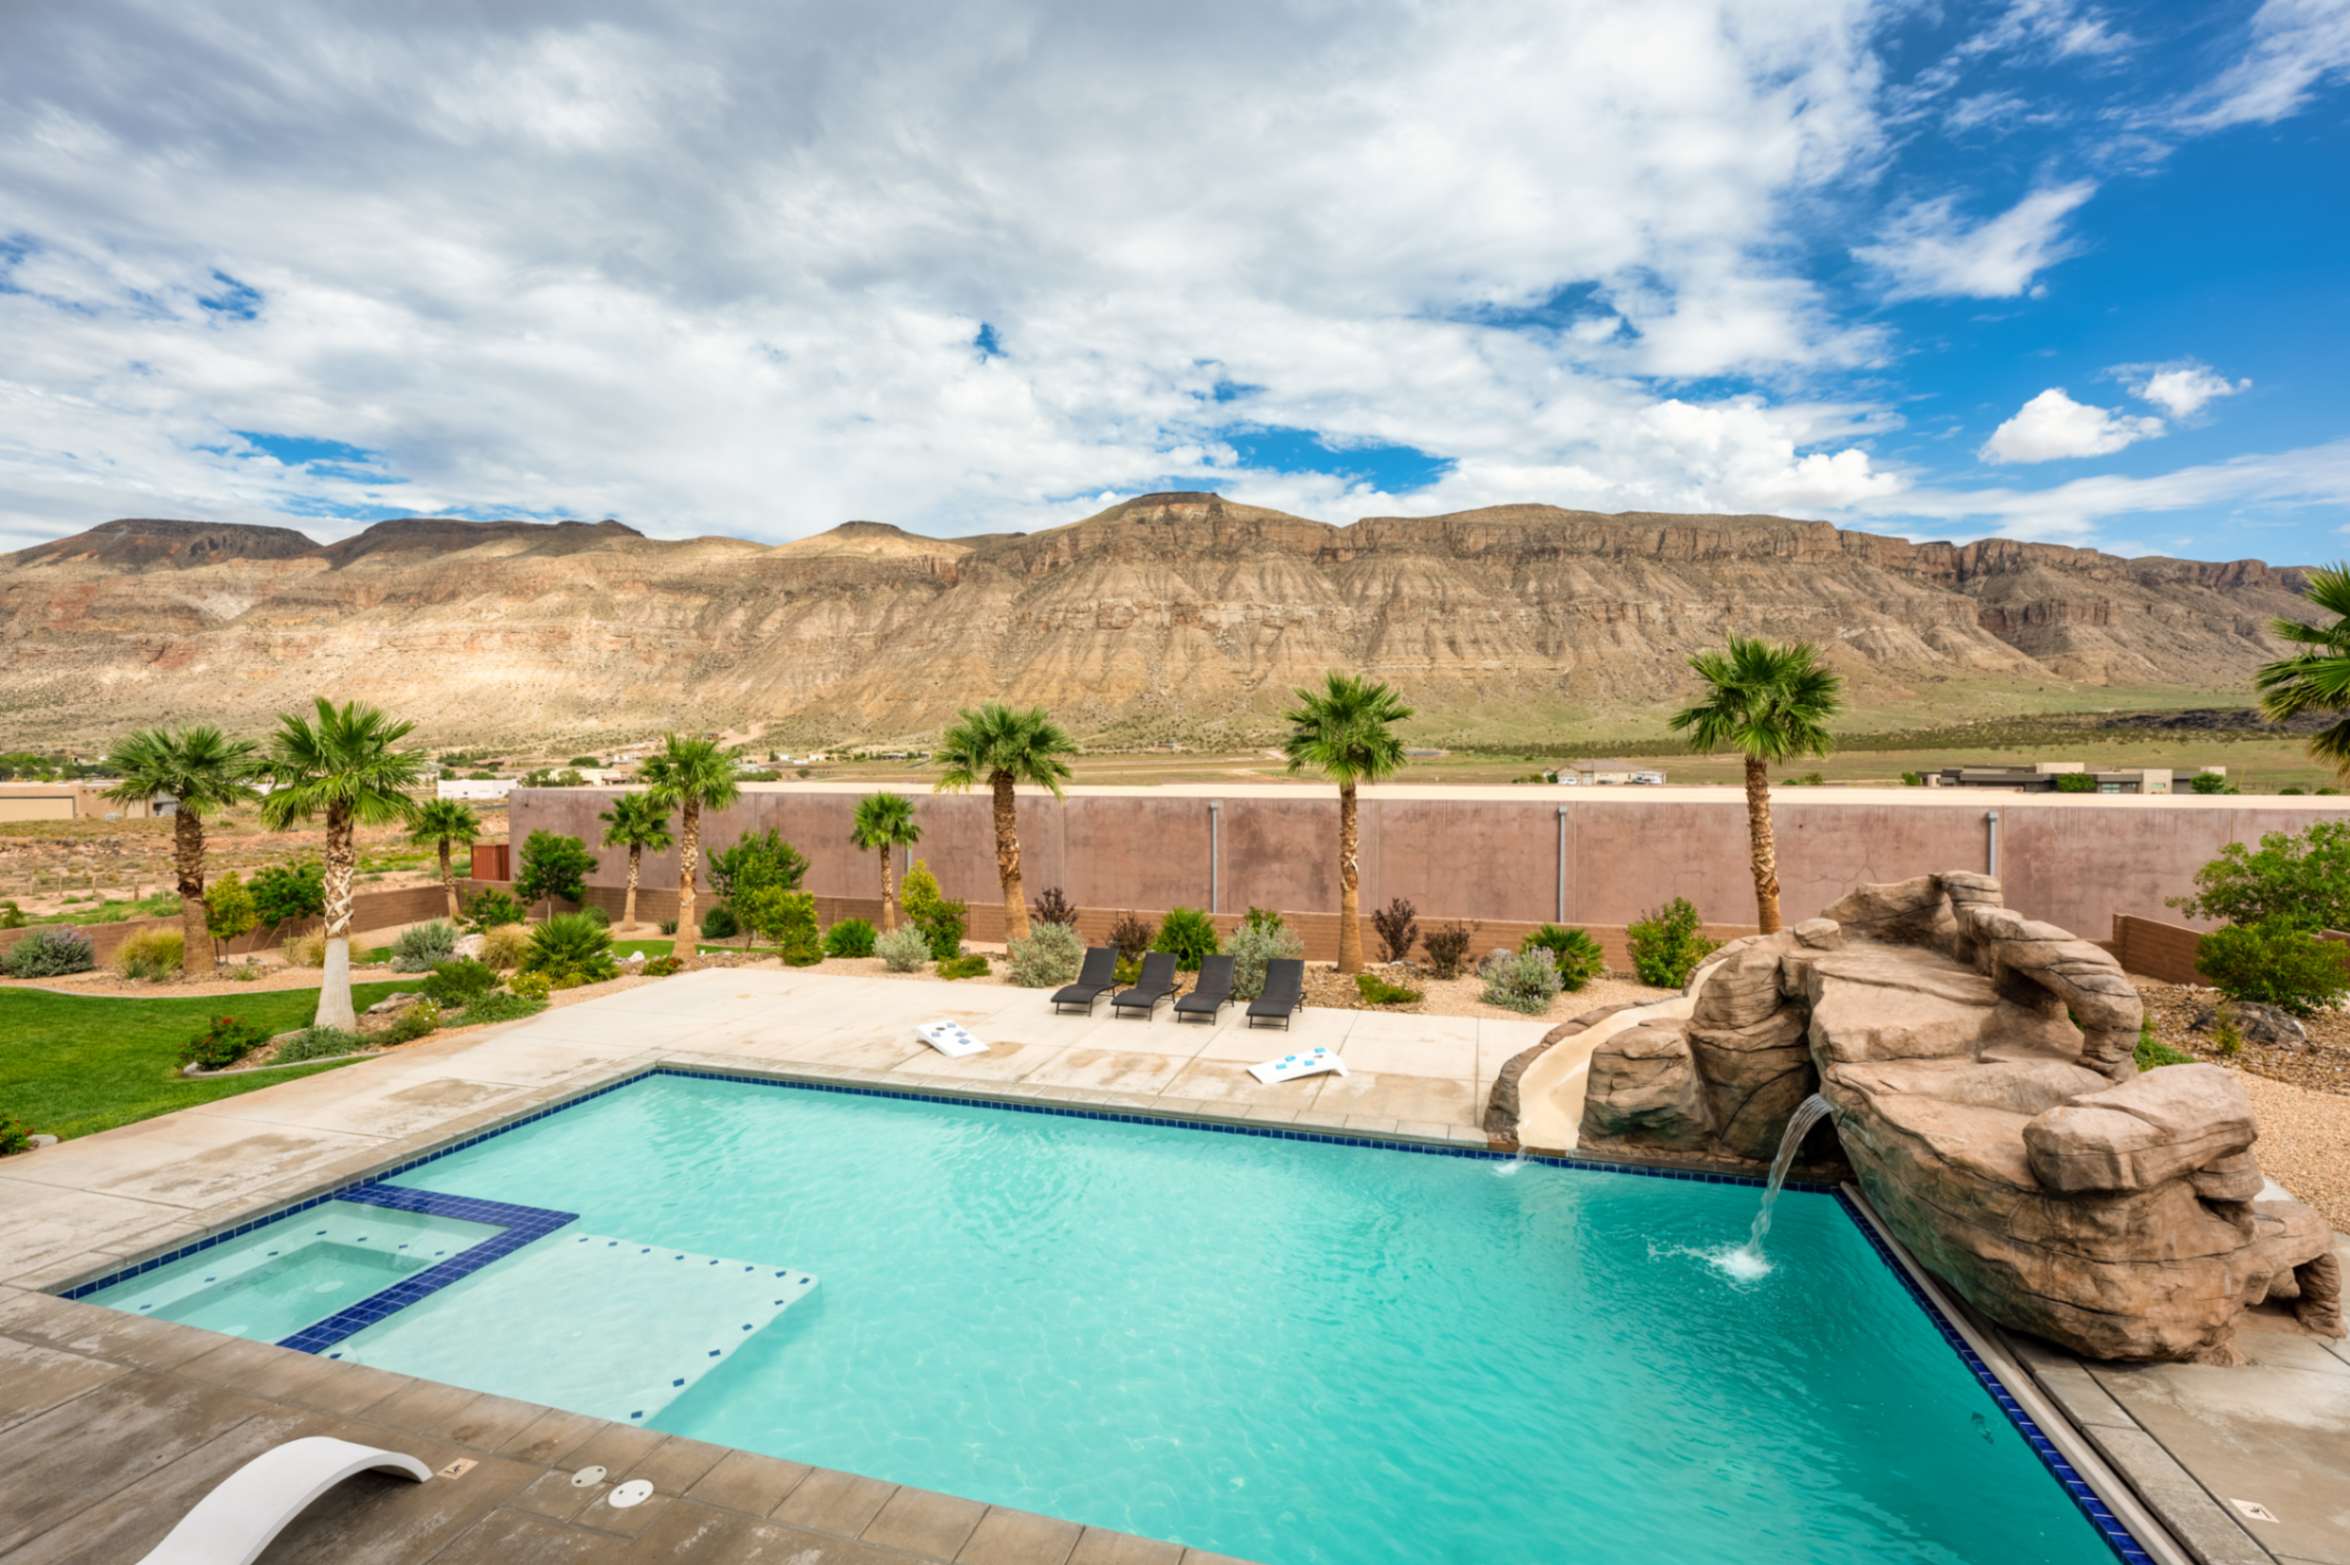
[92, 1075, 2119, 1564]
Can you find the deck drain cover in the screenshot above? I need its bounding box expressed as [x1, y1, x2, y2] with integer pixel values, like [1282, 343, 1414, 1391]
[608, 1479, 654, 1510]
[570, 1465, 608, 1489]
[2229, 1499, 2278, 1524]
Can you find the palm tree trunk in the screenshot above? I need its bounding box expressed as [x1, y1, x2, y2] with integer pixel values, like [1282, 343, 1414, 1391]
[1745, 755, 1782, 935]
[992, 773, 1028, 943]
[1336, 781, 1363, 973]
[438, 840, 459, 920]
[675, 802, 702, 971]
[175, 808, 212, 979]
[623, 847, 641, 931]
[879, 847, 897, 932]
[316, 807, 358, 1030]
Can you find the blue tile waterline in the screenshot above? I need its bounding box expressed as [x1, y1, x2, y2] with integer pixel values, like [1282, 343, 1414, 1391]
[63, 1062, 2145, 1564]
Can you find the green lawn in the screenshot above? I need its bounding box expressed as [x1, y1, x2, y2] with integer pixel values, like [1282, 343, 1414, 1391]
[611, 938, 782, 958]
[0, 981, 406, 1141]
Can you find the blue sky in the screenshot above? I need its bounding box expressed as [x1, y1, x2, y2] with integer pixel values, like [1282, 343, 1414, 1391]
[0, 0, 2346, 562]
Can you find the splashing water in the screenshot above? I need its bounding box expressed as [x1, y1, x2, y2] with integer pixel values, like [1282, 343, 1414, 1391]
[1490, 1147, 1529, 1179]
[1713, 1092, 1835, 1278]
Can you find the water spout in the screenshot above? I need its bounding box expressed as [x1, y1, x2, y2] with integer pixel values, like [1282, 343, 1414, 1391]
[1714, 1093, 1834, 1279]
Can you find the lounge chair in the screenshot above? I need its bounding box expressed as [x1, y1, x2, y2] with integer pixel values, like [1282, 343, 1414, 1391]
[1052, 947, 1118, 1014]
[1111, 951, 1178, 1018]
[1173, 954, 1235, 1024]
[1246, 958, 1305, 1028]
[137, 1436, 431, 1565]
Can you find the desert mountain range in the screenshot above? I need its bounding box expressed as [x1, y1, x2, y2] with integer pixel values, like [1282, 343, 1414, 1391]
[0, 493, 2318, 748]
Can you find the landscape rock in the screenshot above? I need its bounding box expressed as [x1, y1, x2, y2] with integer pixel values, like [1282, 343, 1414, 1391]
[363, 991, 423, 1017]
[1579, 1022, 1712, 1151]
[454, 932, 486, 960]
[2190, 1002, 2308, 1051]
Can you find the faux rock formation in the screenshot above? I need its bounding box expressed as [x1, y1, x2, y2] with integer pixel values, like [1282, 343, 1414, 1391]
[1574, 871, 2336, 1363]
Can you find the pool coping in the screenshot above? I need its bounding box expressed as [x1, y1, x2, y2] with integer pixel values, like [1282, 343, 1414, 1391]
[32, 1052, 2219, 1565]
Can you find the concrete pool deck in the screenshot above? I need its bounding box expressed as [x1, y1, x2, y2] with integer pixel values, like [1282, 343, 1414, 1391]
[0, 967, 2343, 1564]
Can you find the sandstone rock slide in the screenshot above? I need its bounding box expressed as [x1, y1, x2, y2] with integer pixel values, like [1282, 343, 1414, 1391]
[1572, 871, 2339, 1363]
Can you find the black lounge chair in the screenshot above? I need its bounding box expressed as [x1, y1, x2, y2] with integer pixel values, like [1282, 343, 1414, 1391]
[1246, 958, 1305, 1028]
[1173, 954, 1235, 1024]
[1052, 947, 1118, 1014]
[1111, 951, 1178, 1018]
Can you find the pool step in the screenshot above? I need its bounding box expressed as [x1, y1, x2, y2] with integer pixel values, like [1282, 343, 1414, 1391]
[328, 1233, 818, 1425]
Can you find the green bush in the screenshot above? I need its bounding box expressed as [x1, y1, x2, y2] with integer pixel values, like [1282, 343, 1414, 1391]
[115, 928, 184, 981]
[515, 830, 598, 913]
[521, 912, 619, 985]
[1422, 921, 1472, 979]
[420, 958, 498, 1007]
[643, 954, 683, 977]
[1241, 906, 1285, 934]
[0, 900, 23, 930]
[2197, 918, 2349, 1016]
[875, 924, 931, 972]
[451, 989, 547, 1026]
[463, 888, 527, 930]
[2171, 821, 2350, 932]
[914, 897, 967, 961]
[709, 828, 809, 912]
[1152, 907, 1220, 972]
[823, 918, 877, 958]
[1007, 920, 1085, 987]
[390, 920, 459, 972]
[479, 923, 531, 970]
[180, 1014, 270, 1071]
[2053, 772, 2098, 793]
[275, 1026, 367, 1063]
[1479, 948, 1562, 1015]
[204, 872, 258, 950]
[1107, 911, 1156, 963]
[508, 970, 553, 1001]
[2, 925, 94, 978]
[1227, 917, 1304, 1000]
[2134, 1022, 2194, 1071]
[937, 953, 991, 980]
[2188, 773, 2234, 795]
[1355, 972, 1423, 1006]
[1522, 925, 1605, 991]
[695, 900, 737, 941]
[0, 1113, 34, 1154]
[1627, 898, 1719, 988]
[249, 861, 326, 928]
[383, 998, 443, 1044]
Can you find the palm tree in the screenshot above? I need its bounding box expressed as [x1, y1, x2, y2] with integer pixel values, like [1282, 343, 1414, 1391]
[260, 699, 424, 1029]
[2257, 563, 2350, 777]
[849, 792, 922, 931]
[1282, 673, 1413, 973]
[640, 736, 739, 970]
[101, 726, 261, 978]
[598, 791, 673, 931]
[934, 704, 1075, 943]
[1669, 636, 1842, 935]
[409, 799, 481, 921]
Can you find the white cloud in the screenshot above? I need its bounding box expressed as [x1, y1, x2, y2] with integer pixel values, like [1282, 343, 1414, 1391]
[2172, 0, 2350, 132]
[1957, 0, 2132, 62]
[1854, 181, 2097, 300]
[1980, 389, 2164, 463]
[2125, 363, 2251, 419]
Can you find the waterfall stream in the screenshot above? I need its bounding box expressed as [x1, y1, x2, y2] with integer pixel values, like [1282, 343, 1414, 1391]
[1706, 1092, 1835, 1282]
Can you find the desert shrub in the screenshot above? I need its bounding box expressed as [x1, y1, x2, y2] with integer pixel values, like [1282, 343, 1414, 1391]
[765, 890, 824, 965]
[462, 888, 527, 930]
[515, 830, 598, 914]
[1479, 948, 1563, 1015]
[478, 922, 531, 971]
[2197, 919, 2349, 1016]
[2189, 773, 2234, 795]
[383, 998, 443, 1044]
[508, 970, 554, 1001]
[521, 912, 619, 985]
[275, 1026, 367, 1063]
[823, 918, 878, 958]
[937, 953, 991, 980]
[390, 920, 459, 972]
[248, 861, 325, 929]
[0, 1113, 35, 1153]
[420, 958, 498, 1008]
[1114, 955, 1141, 984]
[1227, 917, 1304, 1001]
[2207, 1005, 2245, 1059]
[115, 928, 184, 981]
[1355, 972, 1423, 1006]
[1899, 770, 1925, 787]
[1241, 906, 1285, 934]
[1029, 886, 1079, 928]
[2053, 772, 2098, 793]
[658, 918, 679, 935]
[913, 896, 966, 961]
[875, 924, 931, 972]
[1107, 911, 1156, 964]
[2, 926, 95, 978]
[1522, 924, 1605, 992]
[204, 872, 258, 951]
[1371, 898, 1418, 965]
[1627, 898, 1718, 988]
[282, 931, 327, 968]
[1152, 907, 1220, 971]
[181, 1015, 270, 1070]
[1007, 919, 1085, 987]
[642, 954, 683, 977]
[0, 900, 23, 929]
[451, 989, 546, 1026]
[2134, 1022, 2194, 1071]
[2172, 822, 2350, 933]
[1423, 921, 1473, 979]
[702, 900, 742, 941]
[223, 961, 264, 982]
[900, 859, 946, 923]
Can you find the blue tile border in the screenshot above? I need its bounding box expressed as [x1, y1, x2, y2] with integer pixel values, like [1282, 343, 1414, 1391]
[59, 1057, 2147, 1562]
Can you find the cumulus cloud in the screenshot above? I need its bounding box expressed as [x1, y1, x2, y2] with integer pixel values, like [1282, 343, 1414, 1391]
[2171, 0, 2350, 132]
[1980, 389, 2164, 463]
[1854, 182, 2097, 300]
[2124, 363, 2251, 419]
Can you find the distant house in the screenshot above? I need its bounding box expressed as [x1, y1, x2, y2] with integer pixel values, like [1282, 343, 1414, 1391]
[1928, 762, 2217, 795]
[0, 781, 163, 821]
[1544, 759, 1667, 787]
[438, 778, 518, 802]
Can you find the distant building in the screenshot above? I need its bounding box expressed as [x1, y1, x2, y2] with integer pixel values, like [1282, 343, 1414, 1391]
[438, 778, 518, 802]
[0, 781, 162, 821]
[1928, 762, 2222, 795]
[1545, 759, 1667, 786]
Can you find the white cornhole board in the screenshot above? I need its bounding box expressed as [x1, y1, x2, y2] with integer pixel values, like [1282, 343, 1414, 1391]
[1248, 1045, 1349, 1086]
[916, 1020, 989, 1058]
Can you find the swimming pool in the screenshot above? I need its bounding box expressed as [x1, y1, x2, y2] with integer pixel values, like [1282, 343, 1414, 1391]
[82, 1070, 2131, 1564]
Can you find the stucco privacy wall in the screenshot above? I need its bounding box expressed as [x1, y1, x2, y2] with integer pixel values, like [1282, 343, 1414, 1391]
[510, 784, 2350, 937]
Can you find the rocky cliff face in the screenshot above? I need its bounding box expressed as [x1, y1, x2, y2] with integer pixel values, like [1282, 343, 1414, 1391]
[0, 492, 2315, 745]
